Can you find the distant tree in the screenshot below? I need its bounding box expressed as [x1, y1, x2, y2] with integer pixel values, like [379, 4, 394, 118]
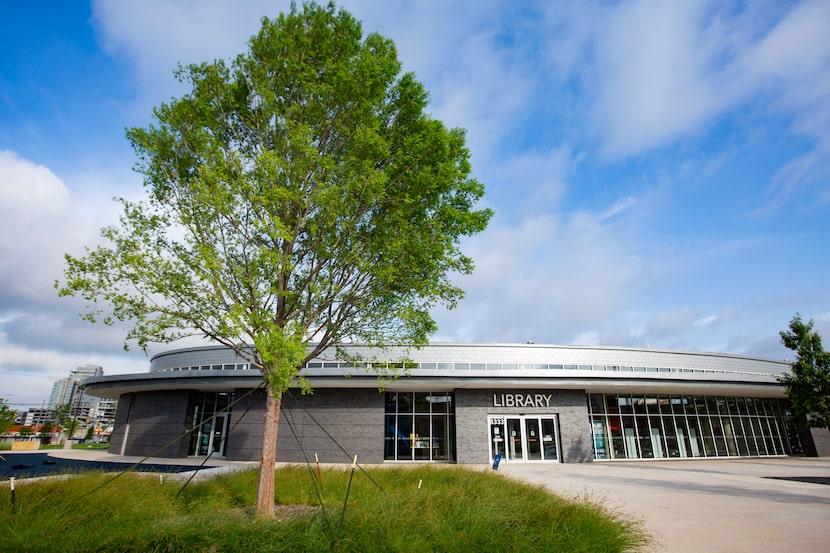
[57, 2, 491, 517]
[18, 426, 34, 438]
[0, 399, 16, 435]
[778, 314, 830, 428]
[52, 404, 75, 439]
[39, 422, 54, 444]
[84, 426, 95, 441]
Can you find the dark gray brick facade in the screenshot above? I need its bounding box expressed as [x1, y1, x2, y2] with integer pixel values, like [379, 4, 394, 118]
[109, 390, 191, 457]
[226, 388, 387, 463]
[112, 385, 592, 463]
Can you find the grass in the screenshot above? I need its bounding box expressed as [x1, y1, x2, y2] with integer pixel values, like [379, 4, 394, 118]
[70, 443, 110, 450]
[0, 465, 650, 553]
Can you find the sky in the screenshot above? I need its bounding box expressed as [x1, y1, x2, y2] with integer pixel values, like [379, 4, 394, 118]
[2, 0, 829, 409]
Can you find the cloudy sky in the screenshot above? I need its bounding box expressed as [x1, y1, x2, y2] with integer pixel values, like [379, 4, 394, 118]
[2, 0, 829, 408]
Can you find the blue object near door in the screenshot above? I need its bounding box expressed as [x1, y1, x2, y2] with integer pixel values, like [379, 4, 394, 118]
[492, 454, 502, 470]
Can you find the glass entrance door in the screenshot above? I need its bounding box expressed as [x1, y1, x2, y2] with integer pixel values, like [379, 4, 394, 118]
[210, 413, 228, 457]
[189, 392, 232, 457]
[489, 415, 560, 463]
[195, 412, 229, 457]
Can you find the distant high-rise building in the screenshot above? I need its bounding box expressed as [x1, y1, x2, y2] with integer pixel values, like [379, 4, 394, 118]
[48, 365, 103, 408]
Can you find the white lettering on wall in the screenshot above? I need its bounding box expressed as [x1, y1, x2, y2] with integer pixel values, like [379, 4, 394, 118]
[492, 393, 553, 408]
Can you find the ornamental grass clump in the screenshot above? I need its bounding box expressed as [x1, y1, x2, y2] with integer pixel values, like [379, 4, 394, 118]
[0, 465, 649, 553]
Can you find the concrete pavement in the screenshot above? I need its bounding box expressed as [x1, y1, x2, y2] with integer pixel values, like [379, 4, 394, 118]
[499, 457, 830, 553]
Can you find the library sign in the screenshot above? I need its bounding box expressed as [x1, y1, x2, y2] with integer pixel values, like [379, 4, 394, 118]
[492, 393, 553, 408]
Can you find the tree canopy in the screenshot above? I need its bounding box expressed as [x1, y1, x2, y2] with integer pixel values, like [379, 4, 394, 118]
[778, 314, 830, 428]
[0, 398, 15, 435]
[57, 2, 491, 516]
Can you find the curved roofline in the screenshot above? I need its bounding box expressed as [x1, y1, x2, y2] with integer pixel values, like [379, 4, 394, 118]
[150, 342, 789, 366]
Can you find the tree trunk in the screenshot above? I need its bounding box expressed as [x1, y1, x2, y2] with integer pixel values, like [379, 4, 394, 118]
[255, 386, 282, 518]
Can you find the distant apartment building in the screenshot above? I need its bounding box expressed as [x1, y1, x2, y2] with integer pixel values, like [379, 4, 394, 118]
[22, 408, 53, 427]
[45, 364, 116, 439]
[48, 364, 103, 408]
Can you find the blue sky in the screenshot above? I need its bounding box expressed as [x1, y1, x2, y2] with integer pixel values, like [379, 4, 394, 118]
[2, 0, 829, 408]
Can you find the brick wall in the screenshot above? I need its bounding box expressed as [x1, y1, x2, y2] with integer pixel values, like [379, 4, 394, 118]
[109, 390, 191, 458]
[226, 388, 386, 463]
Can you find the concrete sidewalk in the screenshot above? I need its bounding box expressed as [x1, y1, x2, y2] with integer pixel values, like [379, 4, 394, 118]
[499, 457, 830, 553]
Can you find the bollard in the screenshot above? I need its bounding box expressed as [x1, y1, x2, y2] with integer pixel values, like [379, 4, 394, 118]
[9, 477, 15, 513]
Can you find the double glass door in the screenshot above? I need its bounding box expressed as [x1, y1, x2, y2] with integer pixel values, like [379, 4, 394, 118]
[195, 412, 229, 457]
[489, 415, 560, 463]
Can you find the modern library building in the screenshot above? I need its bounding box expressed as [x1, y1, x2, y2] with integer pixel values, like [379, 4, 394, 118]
[81, 343, 826, 465]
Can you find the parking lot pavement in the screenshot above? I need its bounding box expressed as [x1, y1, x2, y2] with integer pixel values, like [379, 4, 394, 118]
[1, 449, 257, 480]
[499, 457, 830, 553]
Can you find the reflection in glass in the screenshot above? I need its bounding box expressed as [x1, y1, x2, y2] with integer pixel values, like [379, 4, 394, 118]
[383, 392, 455, 462]
[525, 418, 542, 460]
[587, 393, 802, 460]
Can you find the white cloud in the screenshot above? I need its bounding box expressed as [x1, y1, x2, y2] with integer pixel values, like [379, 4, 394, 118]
[0, 151, 74, 304]
[746, 0, 830, 209]
[592, 0, 735, 157]
[434, 197, 645, 343]
[583, 0, 830, 215]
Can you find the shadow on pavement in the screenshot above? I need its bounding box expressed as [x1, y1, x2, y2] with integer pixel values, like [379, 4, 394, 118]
[1, 452, 215, 480]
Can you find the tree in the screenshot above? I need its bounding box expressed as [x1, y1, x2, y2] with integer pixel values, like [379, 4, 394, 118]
[57, 2, 491, 517]
[53, 404, 75, 440]
[39, 422, 53, 444]
[0, 398, 15, 435]
[778, 314, 830, 428]
[18, 426, 34, 438]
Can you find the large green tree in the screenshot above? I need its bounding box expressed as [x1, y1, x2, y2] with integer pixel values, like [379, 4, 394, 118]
[778, 314, 830, 429]
[57, 2, 490, 517]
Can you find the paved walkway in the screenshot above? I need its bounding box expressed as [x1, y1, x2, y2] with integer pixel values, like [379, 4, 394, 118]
[499, 457, 830, 553]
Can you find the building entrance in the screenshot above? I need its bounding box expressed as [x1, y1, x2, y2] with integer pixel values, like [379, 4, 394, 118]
[489, 415, 560, 463]
[188, 392, 232, 457]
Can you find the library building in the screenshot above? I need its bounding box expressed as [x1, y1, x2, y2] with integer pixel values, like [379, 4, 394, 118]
[81, 343, 826, 465]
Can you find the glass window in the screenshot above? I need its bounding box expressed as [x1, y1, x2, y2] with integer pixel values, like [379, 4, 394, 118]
[609, 414, 626, 459]
[588, 394, 605, 414]
[622, 416, 639, 458]
[384, 392, 455, 462]
[432, 416, 451, 460]
[587, 393, 795, 461]
[697, 417, 714, 456]
[541, 418, 558, 461]
[618, 395, 634, 415]
[398, 393, 413, 413]
[591, 416, 608, 460]
[636, 416, 654, 458]
[414, 392, 431, 413]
